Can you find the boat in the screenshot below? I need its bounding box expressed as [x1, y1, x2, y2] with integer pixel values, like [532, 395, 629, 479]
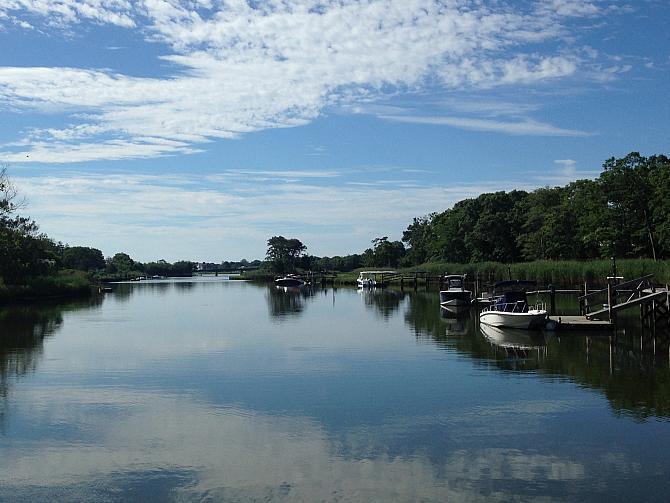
[479, 280, 547, 329]
[439, 274, 472, 315]
[274, 275, 305, 287]
[356, 270, 396, 289]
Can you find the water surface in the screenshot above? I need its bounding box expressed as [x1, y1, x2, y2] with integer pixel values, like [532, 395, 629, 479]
[1, 278, 669, 501]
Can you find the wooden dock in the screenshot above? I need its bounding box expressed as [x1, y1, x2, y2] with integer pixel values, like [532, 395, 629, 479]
[547, 315, 613, 331]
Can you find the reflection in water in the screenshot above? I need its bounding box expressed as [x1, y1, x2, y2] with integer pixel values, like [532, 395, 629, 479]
[265, 285, 318, 319]
[401, 291, 670, 419]
[0, 388, 602, 502]
[0, 297, 103, 423]
[0, 306, 60, 399]
[479, 324, 547, 371]
[1, 282, 670, 500]
[441, 310, 468, 336]
[359, 288, 404, 319]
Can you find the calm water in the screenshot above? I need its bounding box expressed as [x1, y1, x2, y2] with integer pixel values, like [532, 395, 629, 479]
[1, 278, 670, 502]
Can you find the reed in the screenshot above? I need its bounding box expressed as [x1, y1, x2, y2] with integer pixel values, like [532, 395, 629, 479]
[410, 259, 670, 287]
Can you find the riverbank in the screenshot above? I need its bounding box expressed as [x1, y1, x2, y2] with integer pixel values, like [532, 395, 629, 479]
[245, 259, 670, 287]
[0, 270, 93, 303]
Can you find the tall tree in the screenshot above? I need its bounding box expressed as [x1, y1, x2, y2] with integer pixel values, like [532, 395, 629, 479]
[266, 236, 307, 273]
[62, 246, 105, 271]
[600, 152, 659, 260]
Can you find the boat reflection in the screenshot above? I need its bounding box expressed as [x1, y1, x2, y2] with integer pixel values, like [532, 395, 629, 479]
[440, 307, 468, 336]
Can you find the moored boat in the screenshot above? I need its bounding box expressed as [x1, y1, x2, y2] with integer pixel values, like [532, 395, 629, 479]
[479, 280, 547, 329]
[439, 274, 472, 315]
[275, 275, 305, 287]
[356, 270, 396, 289]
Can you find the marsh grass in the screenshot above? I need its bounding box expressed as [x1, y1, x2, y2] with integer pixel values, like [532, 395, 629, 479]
[328, 260, 670, 287]
[0, 270, 92, 303]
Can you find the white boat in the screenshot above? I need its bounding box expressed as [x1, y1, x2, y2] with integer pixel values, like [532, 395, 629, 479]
[479, 280, 547, 330]
[356, 270, 396, 289]
[439, 274, 472, 315]
[275, 275, 304, 287]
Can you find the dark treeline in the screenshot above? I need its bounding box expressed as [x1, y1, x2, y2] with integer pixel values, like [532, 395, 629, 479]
[403, 153, 670, 265]
[267, 153, 670, 274]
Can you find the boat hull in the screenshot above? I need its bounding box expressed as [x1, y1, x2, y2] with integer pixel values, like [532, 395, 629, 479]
[439, 298, 471, 315]
[275, 278, 304, 287]
[479, 309, 547, 329]
[439, 290, 472, 315]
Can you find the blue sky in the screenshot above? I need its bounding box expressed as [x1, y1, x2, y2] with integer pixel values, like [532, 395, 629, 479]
[0, 0, 668, 261]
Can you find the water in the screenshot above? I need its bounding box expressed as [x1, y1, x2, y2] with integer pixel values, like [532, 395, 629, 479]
[1, 277, 670, 502]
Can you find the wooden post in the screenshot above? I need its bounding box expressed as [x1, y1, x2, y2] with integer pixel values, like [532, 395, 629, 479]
[607, 280, 613, 321]
[583, 281, 589, 315]
[549, 284, 556, 316]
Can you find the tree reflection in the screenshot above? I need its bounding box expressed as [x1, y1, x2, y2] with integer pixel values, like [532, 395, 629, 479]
[402, 292, 670, 419]
[359, 289, 404, 319]
[265, 285, 318, 319]
[0, 297, 102, 424]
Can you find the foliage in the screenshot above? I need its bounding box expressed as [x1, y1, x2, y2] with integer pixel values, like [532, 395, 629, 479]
[401, 152, 670, 265]
[361, 237, 405, 268]
[62, 246, 105, 271]
[266, 236, 307, 273]
[0, 167, 60, 285]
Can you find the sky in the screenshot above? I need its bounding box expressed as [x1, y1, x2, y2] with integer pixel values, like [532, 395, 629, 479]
[0, 0, 668, 262]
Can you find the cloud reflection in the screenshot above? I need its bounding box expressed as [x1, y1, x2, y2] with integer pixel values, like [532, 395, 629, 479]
[0, 386, 609, 502]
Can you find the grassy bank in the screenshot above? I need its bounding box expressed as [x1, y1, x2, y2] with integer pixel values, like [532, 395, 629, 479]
[411, 259, 670, 286]
[227, 259, 670, 287]
[0, 270, 93, 303]
[329, 259, 670, 287]
[371, 259, 670, 287]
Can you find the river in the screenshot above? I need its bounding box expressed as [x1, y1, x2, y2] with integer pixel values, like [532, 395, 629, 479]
[1, 277, 669, 501]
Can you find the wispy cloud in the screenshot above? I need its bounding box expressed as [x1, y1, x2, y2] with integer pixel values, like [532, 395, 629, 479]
[379, 115, 592, 137]
[0, 0, 620, 162]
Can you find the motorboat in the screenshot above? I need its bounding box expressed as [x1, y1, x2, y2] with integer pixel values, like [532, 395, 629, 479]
[439, 274, 472, 315]
[479, 280, 547, 329]
[274, 275, 305, 287]
[356, 270, 396, 289]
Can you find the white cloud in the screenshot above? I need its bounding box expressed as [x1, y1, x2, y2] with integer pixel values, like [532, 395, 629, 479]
[11, 168, 582, 260]
[379, 115, 591, 137]
[0, 0, 615, 162]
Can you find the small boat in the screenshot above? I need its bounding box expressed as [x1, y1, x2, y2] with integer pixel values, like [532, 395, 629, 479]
[439, 274, 472, 315]
[275, 275, 305, 287]
[479, 280, 547, 329]
[356, 270, 396, 289]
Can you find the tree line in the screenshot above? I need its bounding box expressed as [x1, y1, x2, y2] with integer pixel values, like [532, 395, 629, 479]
[402, 152, 669, 264]
[0, 167, 196, 288]
[266, 152, 670, 272]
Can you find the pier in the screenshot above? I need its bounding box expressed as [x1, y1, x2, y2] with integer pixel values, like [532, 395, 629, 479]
[579, 274, 670, 325]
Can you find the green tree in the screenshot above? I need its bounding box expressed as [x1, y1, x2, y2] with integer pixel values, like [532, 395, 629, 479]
[402, 215, 436, 265]
[266, 236, 307, 273]
[0, 167, 57, 284]
[363, 237, 405, 268]
[600, 152, 659, 260]
[62, 246, 105, 271]
[109, 252, 135, 274]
